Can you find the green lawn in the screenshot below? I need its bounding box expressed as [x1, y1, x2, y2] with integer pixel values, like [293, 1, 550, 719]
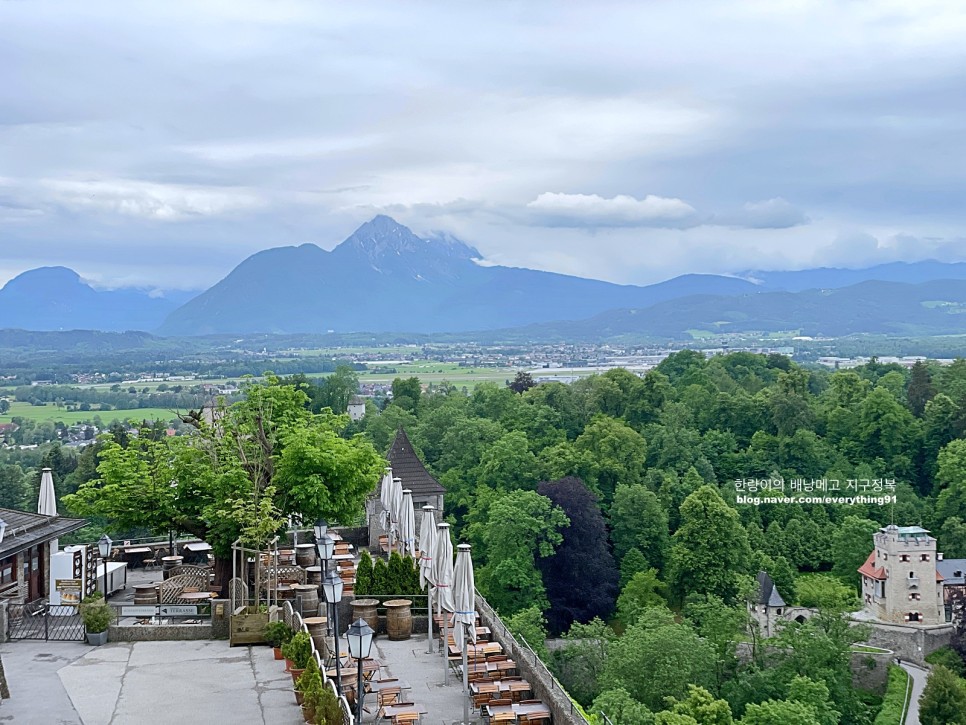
[0, 401, 180, 426]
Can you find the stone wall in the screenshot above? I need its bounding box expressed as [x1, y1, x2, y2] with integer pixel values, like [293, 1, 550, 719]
[861, 621, 953, 664]
[850, 651, 892, 693]
[476, 593, 590, 725]
[108, 622, 213, 641]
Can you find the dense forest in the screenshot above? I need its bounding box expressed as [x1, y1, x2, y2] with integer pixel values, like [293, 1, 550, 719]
[345, 353, 966, 724]
[14, 351, 966, 723]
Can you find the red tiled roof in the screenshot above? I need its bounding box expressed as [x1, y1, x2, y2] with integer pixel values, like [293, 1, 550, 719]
[858, 552, 887, 581]
[937, 571, 945, 582]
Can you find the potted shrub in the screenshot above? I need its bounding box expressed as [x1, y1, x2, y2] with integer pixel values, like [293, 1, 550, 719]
[313, 684, 343, 725]
[281, 631, 313, 683]
[265, 620, 294, 660]
[80, 592, 113, 646]
[299, 668, 325, 723]
[295, 659, 321, 707]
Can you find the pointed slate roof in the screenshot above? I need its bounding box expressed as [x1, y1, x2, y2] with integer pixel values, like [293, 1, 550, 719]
[382, 428, 445, 498]
[755, 570, 786, 607]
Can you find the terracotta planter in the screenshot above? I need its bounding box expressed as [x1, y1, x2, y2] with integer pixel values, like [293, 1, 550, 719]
[273, 647, 284, 660]
[291, 667, 305, 684]
[295, 689, 305, 705]
[285, 658, 295, 672]
[301, 704, 316, 723]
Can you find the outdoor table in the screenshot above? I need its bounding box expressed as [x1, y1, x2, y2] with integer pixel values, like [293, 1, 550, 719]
[122, 547, 151, 569]
[470, 679, 532, 698]
[461, 659, 518, 678]
[448, 641, 503, 659]
[486, 701, 552, 720]
[382, 703, 429, 718]
[178, 591, 214, 603]
[367, 679, 412, 693]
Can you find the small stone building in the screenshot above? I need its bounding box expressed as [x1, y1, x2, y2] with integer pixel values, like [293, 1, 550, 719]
[749, 570, 788, 638]
[859, 525, 945, 625]
[938, 557, 966, 622]
[366, 428, 445, 550]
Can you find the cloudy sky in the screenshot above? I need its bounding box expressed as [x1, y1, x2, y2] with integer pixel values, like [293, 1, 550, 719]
[3, 1, 966, 292]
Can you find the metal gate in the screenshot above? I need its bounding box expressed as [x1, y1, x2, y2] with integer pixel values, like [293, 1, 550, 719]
[7, 599, 86, 641]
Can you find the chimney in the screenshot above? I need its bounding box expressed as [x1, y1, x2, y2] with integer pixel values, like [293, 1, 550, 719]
[938, 552, 944, 561]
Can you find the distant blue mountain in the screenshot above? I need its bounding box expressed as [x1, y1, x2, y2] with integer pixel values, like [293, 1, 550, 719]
[522, 278, 966, 340]
[158, 216, 759, 335]
[745, 260, 966, 292]
[0, 267, 197, 332]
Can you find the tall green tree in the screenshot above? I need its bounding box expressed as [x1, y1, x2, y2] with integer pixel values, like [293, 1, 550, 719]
[664, 685, 734, 725]
[668, 486, 751, 604]
[907, 360, 936, 417]
[470, 489, 568, 614]
[66, 379, 384, 586]
[605, 612, 716, 712]
[390, 376, 422, 413]
[830, 516, 879, 592]
[610, 484, 670, 570]
[918, 665, 966, 725]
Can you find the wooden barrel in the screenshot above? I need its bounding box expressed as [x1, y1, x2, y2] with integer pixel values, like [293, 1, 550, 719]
[278, 549, 295, 565]
[295, 544, 316, 568]
[293, 584, 319, 616]
[351, 598, 379, 634]
[161, 555, 183, 580]
[303, 616, 328, 654]
[384, 599, 413, 641]
[305, 565, 322, 586]
[134, 583, 158, 605]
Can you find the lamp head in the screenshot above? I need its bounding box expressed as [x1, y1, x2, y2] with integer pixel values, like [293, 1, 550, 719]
[322, 571, 344, 603]
[345, 618, 374, 659]
[313, 519, 328, 540]
[316, 533, 334, 561]
[97, 533, 112, 559]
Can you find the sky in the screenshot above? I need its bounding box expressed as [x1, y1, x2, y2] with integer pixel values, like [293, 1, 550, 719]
[3, 0, 966, 292]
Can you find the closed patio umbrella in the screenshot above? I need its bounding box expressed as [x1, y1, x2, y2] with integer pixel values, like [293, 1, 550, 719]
[452, 543, 477, 724]
[432, 522, 455, 683]
[38, 467, 57, 517]
[379, 467, 393, 531]
[419, 505, 438, 653]
[38, 467, 58, 551]
[388, 476, 404, 553]
[398, 489, 416, 557]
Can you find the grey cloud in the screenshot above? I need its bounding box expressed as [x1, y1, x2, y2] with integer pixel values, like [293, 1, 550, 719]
[714, 198, 810, 229]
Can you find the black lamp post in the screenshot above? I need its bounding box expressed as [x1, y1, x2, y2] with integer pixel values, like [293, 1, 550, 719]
[97, 534, 112, 598]
[346, 618, 374, 723]
[322, 571, 344, 693]
[316, 533, 334, 633]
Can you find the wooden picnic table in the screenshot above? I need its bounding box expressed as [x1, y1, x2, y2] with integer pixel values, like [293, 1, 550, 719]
[382, 702, 429, 718]
[460, 659, 518, 677]
[448, 641, 503, 659]
[469, 678, 532, 697]
[485, 701, 552, 720]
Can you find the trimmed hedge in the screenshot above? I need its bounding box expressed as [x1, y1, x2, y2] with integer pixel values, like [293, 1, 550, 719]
[873, 664, 910, 725]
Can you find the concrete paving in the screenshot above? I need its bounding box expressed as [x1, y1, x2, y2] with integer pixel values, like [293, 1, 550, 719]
[0, 640, 304, 724]
[368, 633, 480, 725]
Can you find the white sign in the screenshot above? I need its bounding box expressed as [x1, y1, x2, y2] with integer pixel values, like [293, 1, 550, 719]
[120, 605, 198, 617]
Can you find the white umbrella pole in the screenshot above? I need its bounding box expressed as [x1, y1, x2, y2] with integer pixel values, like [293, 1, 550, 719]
[427, 586, 434, 654]
[441, 598, 448, 684]
[462, 624, 469, 724]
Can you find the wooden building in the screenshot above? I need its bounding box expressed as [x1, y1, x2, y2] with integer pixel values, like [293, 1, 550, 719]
[0, 507, 87, 603]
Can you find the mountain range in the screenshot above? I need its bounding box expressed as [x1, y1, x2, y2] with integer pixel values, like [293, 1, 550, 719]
[3, 215, 966, 339]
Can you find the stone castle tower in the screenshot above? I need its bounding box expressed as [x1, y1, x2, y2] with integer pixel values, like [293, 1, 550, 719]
[859, 525, 944, 625]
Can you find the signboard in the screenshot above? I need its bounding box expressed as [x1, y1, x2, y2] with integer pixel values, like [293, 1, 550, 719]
[120, 605, 199, 617]
[55, 579, 82, 606]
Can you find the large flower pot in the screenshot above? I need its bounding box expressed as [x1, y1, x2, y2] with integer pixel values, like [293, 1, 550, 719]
[86, 630, 108, 646]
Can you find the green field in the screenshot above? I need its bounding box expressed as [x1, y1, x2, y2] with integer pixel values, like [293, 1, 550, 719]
[0, 401, 181, 426]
